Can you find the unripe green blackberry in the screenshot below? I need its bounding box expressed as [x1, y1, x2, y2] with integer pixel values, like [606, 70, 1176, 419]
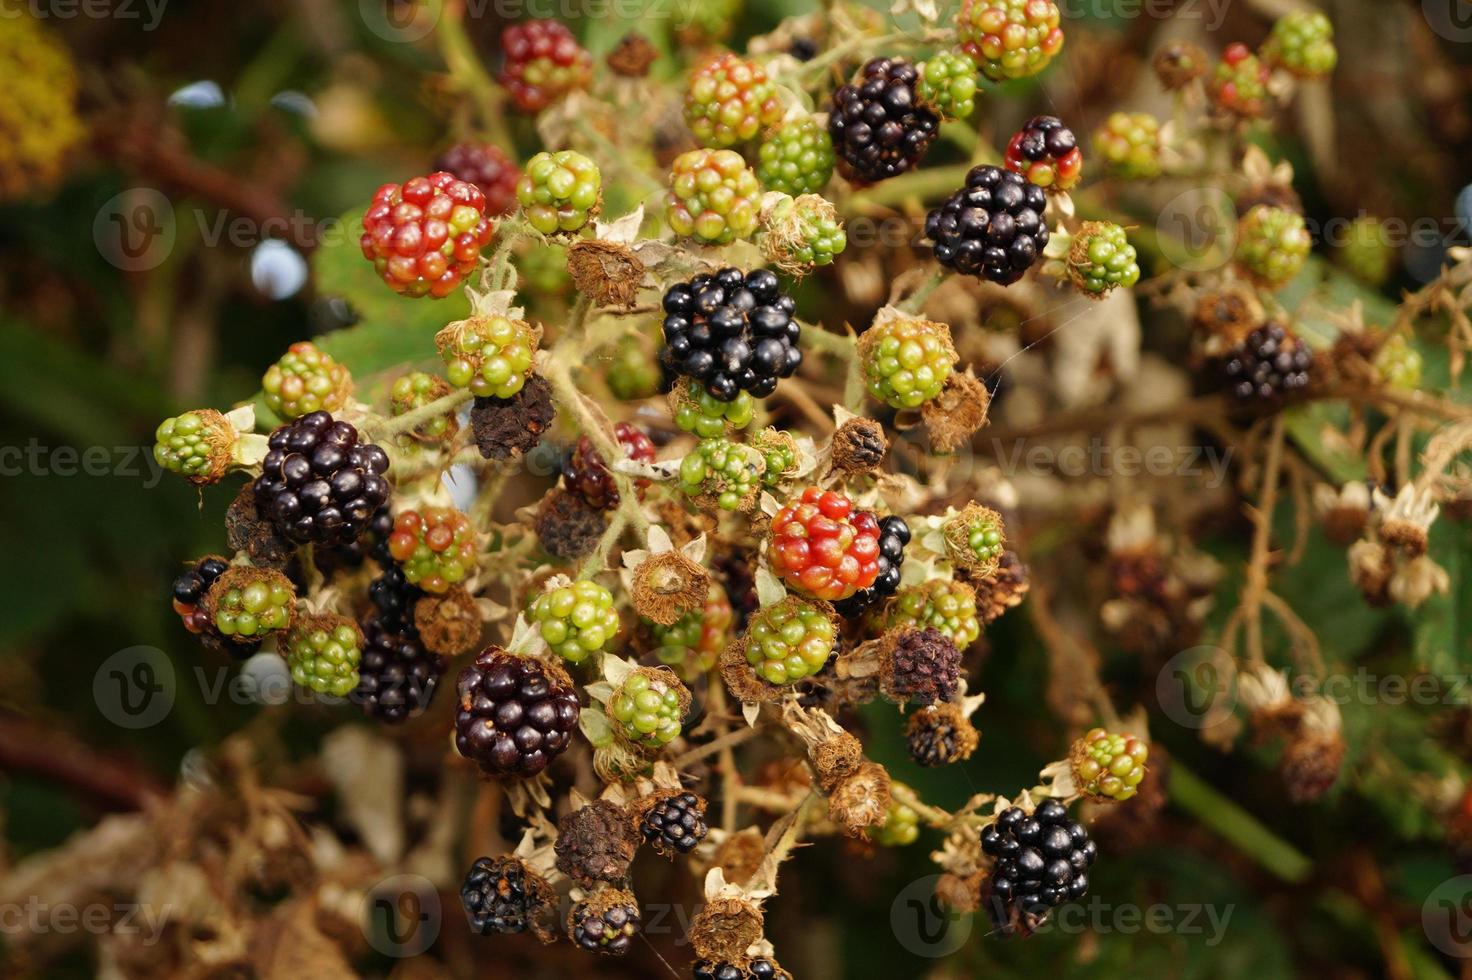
[608, 333, 661, 401]
[678, 438, 765, 512]
[389, 371, 458, 445]
[285, 614, 364, 697]
[874, 795, 921, 846]
[757, 116, 835, 196]
[917, 50, 979, 120]
[1093, 112, 1162, 179]
[206, 567, 296, 641]
[858, 315, 958, 410]
[683, 52, 782, 148]
[872, 580, 981, 648]
[1209, 43, 1271, 118]
[1261, 11, 1336, 80]
[530, 579, 621, 665]
[1070, 728, 1149, 801]
[262, 341, 352, 420]
[1374, 334, 1423, 390]
[435, 314, 539, 400]
[751, 427, 799, 489]
[957, 0, 1064, 82]
[942, 504, 1006, 576]
[516, 150, 602, 235]
[666, 148, 762, 245]
[761, 193, 847, 274]
[1235, 205, 1310, 289]
[740, 597, 836, 685]
[672, 378, 755, 438]
[1338, 214, 1395, 287]
[1068, 221, 1141, 296]
[154, 409, 236, 485]
[609, 668, 687, 748]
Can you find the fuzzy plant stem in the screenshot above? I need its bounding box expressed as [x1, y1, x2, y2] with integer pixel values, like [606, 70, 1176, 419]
[1167, 760, 1312, 883]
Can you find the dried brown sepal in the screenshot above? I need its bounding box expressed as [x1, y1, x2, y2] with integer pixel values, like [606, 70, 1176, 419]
[827, 761, 892, 836]
[1152, 41, 1207, 90]
[201, 566, 297, 643]
[761, 193, 842, 277]
[413, 587, 481, 656]
[710, 829, 766, 889]
[654, 496, 715, 549]
[941, 502, 1006, 578]
[1279, 733, 1345, 804]
[1380, 518, 1430, 558]
[630, 550, 711, 626]
[967, 549, 1031, 624]
[567, 239, 646, 309]
[225, 483, 293, 570]
[175, 409, 237, 485]
[1348, 539, 1393, 607]
[470, 374, 555, 461]
[905, 702, 980, 767]
[553, 800, 640, 887]
[934, 870, 985, 914]
[921, 371, 990, 454]
[812, 730, 864, 794]
[594, 739, 656, 784]
[829, 415, 888, 477]
[606, 32, 658, 77]
[689, 897, 765, 963]
[535, 486, 609, 561]
[719, 635, 783, 705]
[1192, 285, 1263, 348]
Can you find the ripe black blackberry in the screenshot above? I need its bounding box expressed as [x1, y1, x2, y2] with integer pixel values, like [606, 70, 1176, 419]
[454, 649, 581, 777]
[660, 268, 801, 402]
[694, 958, 788, 980]
[906, 702, 978, 767]
[365, 506, 396, 567]
[831, 515, 909, 618]
[460, 855, 556, 938]
[568, 892, 641, 955]
[828, 58, 939, 183]
[925, 165, 1050, 285]
[640, 791, 709, 856]
[253, 411, 391, 546]
[353, 616, 444, 723]
[981, 799, 1096, 932]
[368, 565, 422, 632]
[174, 557, 260, 658]
[1221, 321, 1314, 402]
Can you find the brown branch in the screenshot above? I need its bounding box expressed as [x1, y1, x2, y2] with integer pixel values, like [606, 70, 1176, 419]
[0, 713, 167, 811]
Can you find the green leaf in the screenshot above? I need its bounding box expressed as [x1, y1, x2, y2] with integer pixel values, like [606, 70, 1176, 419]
[1413, 518, 1472, 680]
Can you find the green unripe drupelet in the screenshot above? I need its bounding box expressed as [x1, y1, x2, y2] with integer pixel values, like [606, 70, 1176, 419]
[672, 378, 754, 438]
[516, 150, 602, 235]
[858, 315, 958, 410]
[872, 580, 981, 648]
[206, 567, 296, 641]
[757, 116, 835, 196]
[1261, 10, 1336, 80]
[154, 408, 236, 484]
[917, 50, 979, 120]
[285, 615, 363, 697]
[435, 314, 538, 400]
[1068, 222, 1140, 296]
[609, 669, 687, 748]
[530, 579, 621, 665]
[1071, 728, 1149, 801]
[678, 438, 764, 512]
[1235, 205, 1310, 289]
[666, 148, 762, 245]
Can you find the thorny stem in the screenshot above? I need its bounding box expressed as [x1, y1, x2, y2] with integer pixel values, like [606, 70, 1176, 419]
[375, 388, 474, 439]
[577, 509, 628, 580]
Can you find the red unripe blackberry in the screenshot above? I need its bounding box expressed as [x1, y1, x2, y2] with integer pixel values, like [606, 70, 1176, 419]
[360, 171, 495, 298]
[925, 164, 1049, 285]
[828, 58, 939, 183]
[1003, 115, 1082, 192]
[253, 411, 392, 547]
[433, 141, 520, 216]
[769, 487, 883, 602]
[561, 422, 656, 511]
[454, 649, 581, 778]
[498, 20, 593, 113]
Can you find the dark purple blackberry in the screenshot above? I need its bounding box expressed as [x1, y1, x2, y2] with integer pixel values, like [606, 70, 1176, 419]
[569, 894, 640, 955]
[885, 627, 962, 705]
[353, 616, 444, 723]
[694, 958, 787, 980]
[831, 514, 909, 618]
[366, 506, 396, 567]
[454, 649, 581, 778]
[925, 165, 1049, 285]
[368, 564, 422, 632]
[460, 855, 554, 937]
[981, 799, 1096, 933]
[789, 37, 818, 61]
[172, 556, 230, 608]
[640, 791, 709, 856]
[253, 411, 391, 546]
[1221, 321, 1314, 402]
[828, 57, 939, 183]
[660, 267, 801, 402]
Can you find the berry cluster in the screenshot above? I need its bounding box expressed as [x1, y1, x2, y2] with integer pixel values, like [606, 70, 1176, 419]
[530, 579, 621, 664]
[769, 488, 882, 602]
[1209, 43, 1271, 118]
[1004, 116, 1081, 192]
[1092, 112, 1162, 179]
[1221, 322, 1314, 403]
[460, 856, 554, 937]
[660, 268, 801, 402]
[859, 316, 957, 409]
[753, 427, 798, 488]
[741, 597, 837, 685]
[1072, 728, 1150, 801]
[666, 149, 762, 245]
[926, 165, 1049, 285]
[454, 649, 580, 777]
[210, 569, 296, 641]
[262, 341, 351, 421]
[1261, 10, 1336, 80]
[1068, 222, 1141, 295]
[640, 791, 708, 855]
[981, 800, 1096, 929]
[155, 410, 233, 484]
[516, 150, 602, 235]
[678, 438, 765, 512]
[873, 580, 981, 648]
[253, 411, 392, 546]
[884, 627, 962, 705]
[673, 379, 755, 438]
[284, 616, 363, 697]
[437, 314, 538, 401]
[831, 515, 909, 618]
[354, 614, 444, 723]
[498, 19, 592, 113]
[562, 423, 656, 511]
[569, 895, 640, 955]
[683, 52, 782, 148]
[916, 51, 979, 120]
[757, 117, 835, 195]
[828, 58, 938, 184]
[360, 172, 495, 298]
[694, 959, 788, 980]
[389, 371, 458, 445]
[387, 507, 478, 594]
[762, 194, 848, 272]
[907, 703, 979, 767]
[609, 670, 685, 747]
[957, 0, 1064, 81]
[433, 141, 520, 217]
[1235, 205, 1310, 288]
